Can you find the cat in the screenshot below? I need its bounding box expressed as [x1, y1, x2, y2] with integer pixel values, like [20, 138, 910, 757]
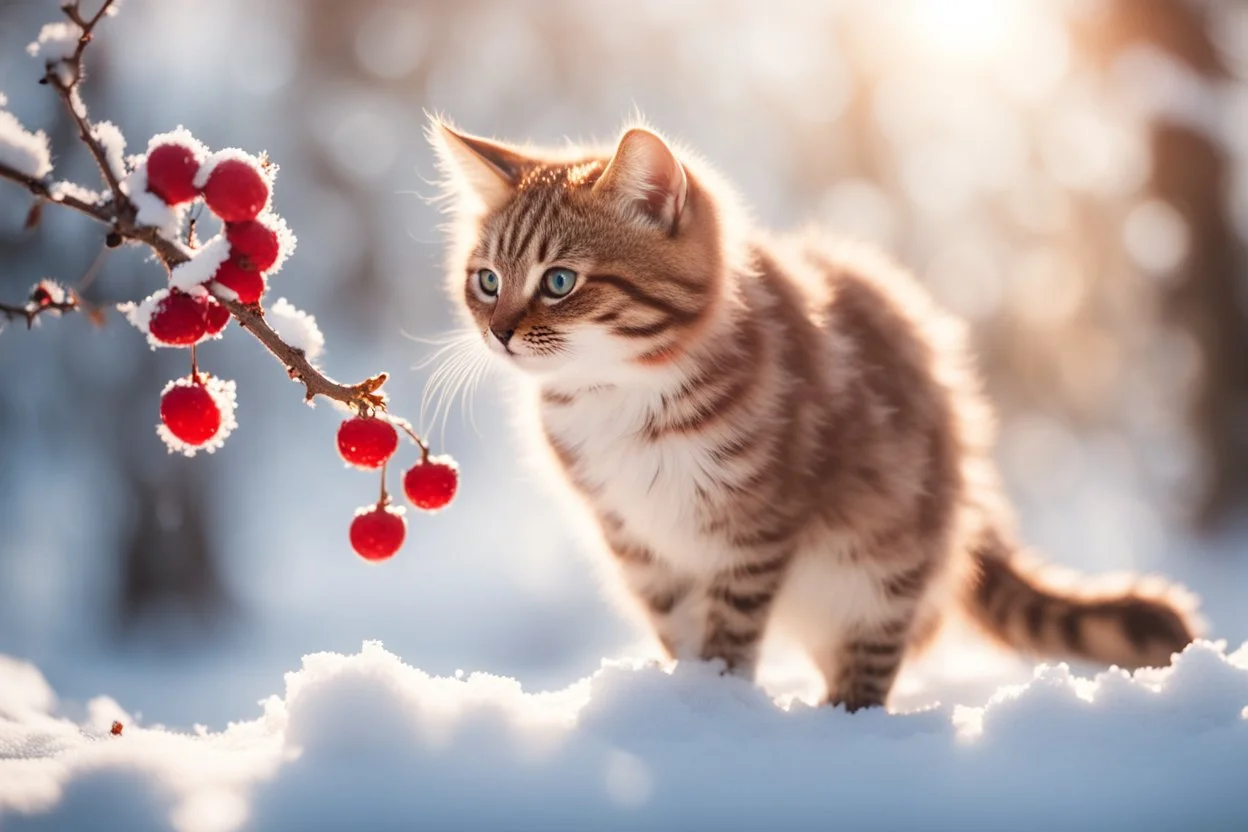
[427, 116, 1201, 711]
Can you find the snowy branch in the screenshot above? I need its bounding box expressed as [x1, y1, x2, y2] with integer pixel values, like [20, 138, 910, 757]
[0, 282, 79, 329]
[0, 0, 395, 416]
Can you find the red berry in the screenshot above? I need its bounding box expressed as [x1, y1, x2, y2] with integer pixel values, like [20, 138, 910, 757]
[226, 220, 281, 272]
[31, 287, 52, 307]
[349, 504, 406, 561]
[337, 417, 399, 470]
[403, 455, 459, 511]
[149, 291, 207, 346]
[146, 144, 200, 205]
[203, 298, 230, 335]
[203, 159, 269, 222]
[212, 261, 265, 304]
[160, 380, 221, 446]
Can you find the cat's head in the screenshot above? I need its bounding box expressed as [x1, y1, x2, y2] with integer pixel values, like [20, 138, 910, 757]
[428, 117, 743, 384]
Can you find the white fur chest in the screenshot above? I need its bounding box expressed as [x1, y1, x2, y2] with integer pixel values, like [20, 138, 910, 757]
[541, 387, 731, 576]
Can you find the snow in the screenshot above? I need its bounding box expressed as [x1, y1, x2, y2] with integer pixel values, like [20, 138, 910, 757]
[155, 375, 239, 458]
[192, 148, 273, 194]
[1, 639, 1246, 832]
[0, 103, 52, 179]
[146, 126, 209, 163]
[47, 180, 101, 205]
[170, 235, 232, 293]
[122, 165, 187, 241]
[266, 298, 324, 362]
[90, 120, 128, 182]
[25, 22, 82, 63]
[257, 212, 297, 275]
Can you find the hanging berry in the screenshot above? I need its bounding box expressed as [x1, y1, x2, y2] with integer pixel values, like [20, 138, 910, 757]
[203, 297, 230, 336]
[148, 290, 207, 346]
[403, 455, 459, 511]
[157, 376, 238, 457]
[349, 503, 407, 562]
[337, 417, 399, 470]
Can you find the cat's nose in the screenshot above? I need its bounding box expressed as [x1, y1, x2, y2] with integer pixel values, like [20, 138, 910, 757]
[491, 327, 515, 346]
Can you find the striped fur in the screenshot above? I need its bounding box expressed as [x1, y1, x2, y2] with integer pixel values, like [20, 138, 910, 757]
[428, 118, 1202, 710]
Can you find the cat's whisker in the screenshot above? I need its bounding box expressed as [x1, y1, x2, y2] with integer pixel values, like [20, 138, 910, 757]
[419, 340, 480, 434]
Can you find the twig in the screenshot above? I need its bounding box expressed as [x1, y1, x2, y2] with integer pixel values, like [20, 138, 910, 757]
[0, 1, 401, 418]
[41, 1, 126, 208]
[0, 290, 79, 329]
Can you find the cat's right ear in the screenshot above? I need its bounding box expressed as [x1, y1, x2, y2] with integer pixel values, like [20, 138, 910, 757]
[427, 117, 526, 213]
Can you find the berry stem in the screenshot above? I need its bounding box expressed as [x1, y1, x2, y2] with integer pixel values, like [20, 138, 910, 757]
[190, 343, 199, 381]
[378, 460, 389, 505]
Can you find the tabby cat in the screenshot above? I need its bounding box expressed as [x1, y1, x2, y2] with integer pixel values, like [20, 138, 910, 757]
[428, 118, 1200, 710]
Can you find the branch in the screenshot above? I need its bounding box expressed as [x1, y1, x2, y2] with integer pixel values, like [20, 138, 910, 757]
[0, 286, 79, 329]
[42, 0, 126, 208]
[0, 1, 400, 418]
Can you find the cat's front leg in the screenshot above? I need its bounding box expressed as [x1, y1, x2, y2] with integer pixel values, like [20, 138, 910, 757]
[599, 518, 704, 661]
[818, 558, 931, 711]
[699, 551, 792, 681]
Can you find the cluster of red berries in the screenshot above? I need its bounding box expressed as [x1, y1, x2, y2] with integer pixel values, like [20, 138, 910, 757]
[112, 127, 456, 562]
[122, 134, 294, 456]
[336, 415, 459, 562]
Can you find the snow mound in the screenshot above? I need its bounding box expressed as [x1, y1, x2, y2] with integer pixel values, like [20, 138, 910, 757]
[2, 640, 1246, 832]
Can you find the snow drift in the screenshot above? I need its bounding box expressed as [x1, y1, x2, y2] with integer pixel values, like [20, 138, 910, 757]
[2, 640, 1247, 832]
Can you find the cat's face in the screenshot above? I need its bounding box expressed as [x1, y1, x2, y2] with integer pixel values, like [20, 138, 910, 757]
[430, 120, 728, 384]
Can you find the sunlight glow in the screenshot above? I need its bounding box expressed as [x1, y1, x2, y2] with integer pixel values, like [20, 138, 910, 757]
[907, 0, 1020, 63]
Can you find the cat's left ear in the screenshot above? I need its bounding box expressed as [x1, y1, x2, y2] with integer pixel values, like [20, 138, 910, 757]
[428, 118, 529, 213]
[593, 128, 687, 232]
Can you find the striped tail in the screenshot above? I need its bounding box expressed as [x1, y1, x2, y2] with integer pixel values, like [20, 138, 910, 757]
[965, 528, 1201, 670]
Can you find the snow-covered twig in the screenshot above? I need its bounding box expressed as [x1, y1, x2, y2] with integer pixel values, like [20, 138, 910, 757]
[0, 282, 79, 329]
[0, 1, 394, 416]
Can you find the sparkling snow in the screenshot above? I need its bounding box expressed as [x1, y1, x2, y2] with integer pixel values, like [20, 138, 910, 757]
[0, 102, 52, 179]
[122, 165, 187, 242]
[170, 235, 232, 293]
[267, 298, 324, 362]
[25, 21, 82, 63]
[1, 640, 1245, 832]
[90, 120, 127, 182]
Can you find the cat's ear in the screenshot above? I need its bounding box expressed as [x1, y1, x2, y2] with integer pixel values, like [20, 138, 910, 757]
[593, 128, 687, 232]
[428, 118, 528, 213]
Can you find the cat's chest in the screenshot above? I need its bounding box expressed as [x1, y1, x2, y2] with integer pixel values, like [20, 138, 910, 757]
[541, 392, 727, 566]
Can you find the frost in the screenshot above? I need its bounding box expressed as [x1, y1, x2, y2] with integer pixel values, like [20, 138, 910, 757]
[170, 235, 232, 292]
[121, 165, 186, 241]
[353, 503, 406, 519]
[193, 148, 274, 196]
[26, 22, 82, 63]
[34, 279, 67, 306]
[262, 212, 298, 274]
[0, 107, 52, 179]
[145, 125, 208, 162]
[156, 376, 238, 458]
[47, 180, 101, 205]
[90, 120, 127, 181]
[268, 298, 324, 362]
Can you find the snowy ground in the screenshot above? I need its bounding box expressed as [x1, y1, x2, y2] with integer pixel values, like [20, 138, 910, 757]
[3, 638, 1247, 832]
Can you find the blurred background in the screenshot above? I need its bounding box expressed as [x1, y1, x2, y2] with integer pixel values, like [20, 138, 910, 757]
[1, 0, 1246, 726]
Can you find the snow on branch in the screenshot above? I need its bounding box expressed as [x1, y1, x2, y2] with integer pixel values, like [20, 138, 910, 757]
[0, 0, 455, 560]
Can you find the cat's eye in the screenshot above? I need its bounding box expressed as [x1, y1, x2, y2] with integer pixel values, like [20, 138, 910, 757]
[541, 267, 577, 299]
[476, 269, 500, 297]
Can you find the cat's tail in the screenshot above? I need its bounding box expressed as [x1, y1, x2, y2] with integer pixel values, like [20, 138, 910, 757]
[962, 527, 1202, 670]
